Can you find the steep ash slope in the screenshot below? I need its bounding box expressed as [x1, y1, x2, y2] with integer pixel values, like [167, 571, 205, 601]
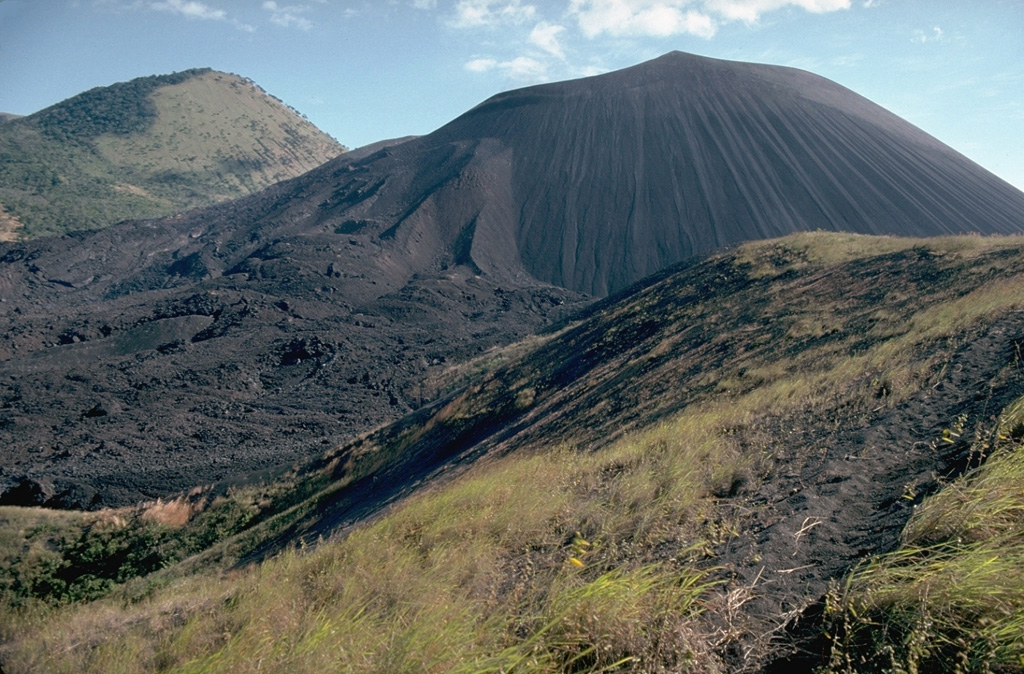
[437, 52, 1024, 294]
[293, 50, 1024, 295]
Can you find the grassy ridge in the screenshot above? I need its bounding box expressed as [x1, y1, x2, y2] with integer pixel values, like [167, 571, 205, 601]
[0, 70, 344, 239]
[3, 233, 1024, 672]
[0, 407, 747, 673]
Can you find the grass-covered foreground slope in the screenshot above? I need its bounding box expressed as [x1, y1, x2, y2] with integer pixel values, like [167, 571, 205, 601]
[4, 232, 1024, 672]
[0, 69, 344, 240]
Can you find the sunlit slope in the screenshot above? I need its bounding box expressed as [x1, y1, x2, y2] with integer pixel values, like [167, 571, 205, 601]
[4, 233, 1024, 672]
[92, 71, 342, 199]
[0, 69, 344, 238]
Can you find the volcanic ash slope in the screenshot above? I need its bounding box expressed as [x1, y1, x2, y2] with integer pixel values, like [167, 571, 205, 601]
[315, 50, 1024, 295]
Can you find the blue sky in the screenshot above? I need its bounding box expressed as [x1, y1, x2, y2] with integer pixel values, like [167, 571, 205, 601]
[1, 0, 1022, 190]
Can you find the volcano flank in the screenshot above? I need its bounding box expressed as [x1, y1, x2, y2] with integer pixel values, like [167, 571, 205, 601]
[2, 52, 1024, 507]
[318, 50, 1024, 295]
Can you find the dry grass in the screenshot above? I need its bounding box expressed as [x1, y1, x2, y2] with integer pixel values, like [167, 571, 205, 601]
[1, 402, 753, 673]
[736, 231, 1024, 273]
[423, 328, 571, 401]
[140, 498, 198, 528]
[822, 397, 1024, 674]
[712, 236, 1024, 421]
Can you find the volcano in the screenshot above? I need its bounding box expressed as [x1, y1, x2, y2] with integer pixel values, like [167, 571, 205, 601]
[293, 49, 1024, 295]
[2, 52, 1024, 507]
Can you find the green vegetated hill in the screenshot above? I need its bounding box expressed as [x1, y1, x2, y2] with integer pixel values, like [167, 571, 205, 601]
[0, 69, 345, 240]
[4, 232, 1024, 672]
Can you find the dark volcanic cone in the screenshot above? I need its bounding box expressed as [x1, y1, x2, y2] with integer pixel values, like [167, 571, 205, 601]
[7, 51, 1024, 306]
[305, 50, 1024, 295]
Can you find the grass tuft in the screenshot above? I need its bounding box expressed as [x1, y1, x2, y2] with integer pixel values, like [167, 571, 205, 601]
[822, 397, 1024, 674]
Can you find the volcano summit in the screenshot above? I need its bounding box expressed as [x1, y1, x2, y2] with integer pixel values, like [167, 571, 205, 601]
[2, 52, 1024, 507]
[304, 49, 1024, 295]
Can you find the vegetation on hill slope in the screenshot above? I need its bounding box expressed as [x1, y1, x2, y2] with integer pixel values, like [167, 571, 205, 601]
[822, 397, 1024, 673]
[2, 232, 1024, 672]
[31, 70, 202, 141]
[0, 69, 344, 239]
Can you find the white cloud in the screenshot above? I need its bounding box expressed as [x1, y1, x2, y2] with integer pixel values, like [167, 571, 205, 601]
[464, 55, 547, 81]
[529, 21, 567, 59]
[569, 0, 849, 38]
[465, 57, 499, 72]
[149, 0, 254, 30]
[457, 0, 856, 90]
[263, 1, 314, 30]
[569, 1, 717, 39]
[91, 1, 141, 12]
[912, 25, 944, 43]
[450, 0, 536, 28]
[705, 0, 849, 23]
[151, 0, 225, 20]
[501, 55, 547, 79]
[578, 64, 609, 77]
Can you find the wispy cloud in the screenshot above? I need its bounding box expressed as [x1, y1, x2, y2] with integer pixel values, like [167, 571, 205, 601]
[263, 1, 314, 30]
[89, 1, 135, 13]
[449, 0, 536, 28]
[529, 21, 567, 59]
[576, 64, 609, 77]
[464, 55, 548, 81]
[705, 0, 850, 23]
[466, 58, 499, 72]
[460, 0, 854, 88]
[567, 0, 849, 39]
[912, 26, 944, 44]
[412, 0, 437, 8]
[149, 0, 254, 31]
[569, 1, 717, 39]
[151, 0, 224, 20]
